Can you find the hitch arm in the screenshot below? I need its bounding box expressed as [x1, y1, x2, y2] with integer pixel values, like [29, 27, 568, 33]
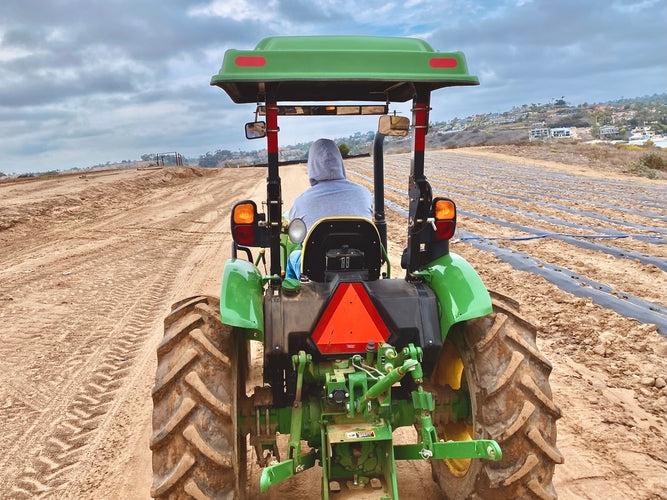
[394, 386, 502, 462]
[394, 439, 502, 461]
[259, 351, 316, 492]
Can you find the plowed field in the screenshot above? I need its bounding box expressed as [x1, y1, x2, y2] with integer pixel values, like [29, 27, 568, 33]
[1, 147, 665, 499]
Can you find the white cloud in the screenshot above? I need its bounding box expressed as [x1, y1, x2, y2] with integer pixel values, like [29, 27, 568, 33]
[0, 0, 665, 174]
[0, 28, 34, 62]
[0, 45, 32, 62]
[612, 0, 660, 13]
[45, 27, 70, 44]
[188, 0, 273, 22]
[479, 68, 498, 84]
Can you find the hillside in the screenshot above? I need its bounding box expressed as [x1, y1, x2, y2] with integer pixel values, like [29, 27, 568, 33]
[196, 94, 667, 177]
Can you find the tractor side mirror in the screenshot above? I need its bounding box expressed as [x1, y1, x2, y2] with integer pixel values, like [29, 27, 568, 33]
[245, 121, 266, 139]
[378, 115, 410, 136]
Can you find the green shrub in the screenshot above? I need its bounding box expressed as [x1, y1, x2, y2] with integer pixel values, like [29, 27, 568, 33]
[338, 143, 350, 158]
[639, 152, 667, 171]
[624, 161, 659, 179]
[623, 149, 667, 178]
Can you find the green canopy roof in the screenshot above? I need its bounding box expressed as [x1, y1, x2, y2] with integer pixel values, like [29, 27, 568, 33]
[211, 36, 479, 103]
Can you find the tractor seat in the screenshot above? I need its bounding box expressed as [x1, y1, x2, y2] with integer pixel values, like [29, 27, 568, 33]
[301, 217, 382, 282]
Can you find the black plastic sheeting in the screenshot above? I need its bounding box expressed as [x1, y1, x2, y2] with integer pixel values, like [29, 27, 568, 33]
[434, 179, 667, 239]
[352, 154, 667, 218]
[355, 155, 667, 219]
[369, 163, 667, 242]
[427, 153, 667, 206]
[459, 229, 667, 335]
[351, 169, 667, 270]
[351, 162, 667, 244]
[381, 198, 667, 335]
[430, 157, 667, 216]
[457, 209, 667, 271]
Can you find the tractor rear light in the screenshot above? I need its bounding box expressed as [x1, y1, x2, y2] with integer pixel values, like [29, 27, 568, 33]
[233, 225, 255, 245]
[433, 198, 456, 240]
[429, 57, 458, 68]
[435, 199, 455, 220]
[434, 220, 456, 240]
[231, 200, 260, 246]
[233, 202, 256, 224]
[287, 218, 307, 245]
[234, 55, 266, 67]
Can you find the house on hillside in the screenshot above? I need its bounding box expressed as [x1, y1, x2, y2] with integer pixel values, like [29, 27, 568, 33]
[550, 127, 572, 138]
[630, 126, 655, 141]
[599, 125, 620, 138]
[529, 128, 550, 140]
[530, 127, 573, 141]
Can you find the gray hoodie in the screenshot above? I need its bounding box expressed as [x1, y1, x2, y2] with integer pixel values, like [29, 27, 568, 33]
[289, 138, 373, 231]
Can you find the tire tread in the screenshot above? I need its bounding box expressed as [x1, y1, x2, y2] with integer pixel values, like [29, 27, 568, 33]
[151, 295, 240, 499]
[431, 301, 562, 499]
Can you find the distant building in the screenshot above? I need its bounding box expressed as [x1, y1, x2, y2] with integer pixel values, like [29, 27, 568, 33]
[630, 126, 654, 141]
[530, 128, 550, 140]
[550, 128, 572, 138]
[530, 127, 573, 140]
[599, 125, 620, 137]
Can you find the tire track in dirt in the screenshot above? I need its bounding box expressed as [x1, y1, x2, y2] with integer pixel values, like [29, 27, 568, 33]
[0, 168, 257, 498]
[3, 236, 187, 497]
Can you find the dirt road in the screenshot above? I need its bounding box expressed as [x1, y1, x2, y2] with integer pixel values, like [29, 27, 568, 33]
[1, 149, 665, 499]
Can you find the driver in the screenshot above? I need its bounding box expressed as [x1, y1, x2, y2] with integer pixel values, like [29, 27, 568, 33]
[286, 138, 373, 278]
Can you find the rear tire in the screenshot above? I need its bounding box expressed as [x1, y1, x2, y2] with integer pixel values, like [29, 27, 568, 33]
[428, 296, 563, 499]
[151, 296, 246, 499]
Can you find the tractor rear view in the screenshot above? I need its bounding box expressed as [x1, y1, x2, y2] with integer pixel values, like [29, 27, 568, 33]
[150, 36, 563, 499]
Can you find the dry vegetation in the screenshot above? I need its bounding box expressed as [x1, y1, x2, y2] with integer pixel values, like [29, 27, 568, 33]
[481, 141, 667, 179]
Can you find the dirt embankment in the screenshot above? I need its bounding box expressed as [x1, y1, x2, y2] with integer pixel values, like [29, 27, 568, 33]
[0, 148, 665, 499]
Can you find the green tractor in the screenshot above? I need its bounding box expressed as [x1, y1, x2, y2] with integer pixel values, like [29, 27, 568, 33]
[150, 36, 562, 499]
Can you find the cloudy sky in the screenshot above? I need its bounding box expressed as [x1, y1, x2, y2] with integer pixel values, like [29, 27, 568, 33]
[1, 0, 665, 174]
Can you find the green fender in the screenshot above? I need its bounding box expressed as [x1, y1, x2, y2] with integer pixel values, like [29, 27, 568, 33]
[414, 252, 492, 340]
[220, 258, 264, 340]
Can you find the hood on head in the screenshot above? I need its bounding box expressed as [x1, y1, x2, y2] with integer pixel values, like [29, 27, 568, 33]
[307, 138, 346, 186]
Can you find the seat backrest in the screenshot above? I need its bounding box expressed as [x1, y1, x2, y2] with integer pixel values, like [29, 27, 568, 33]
[301, 217, 382, 282]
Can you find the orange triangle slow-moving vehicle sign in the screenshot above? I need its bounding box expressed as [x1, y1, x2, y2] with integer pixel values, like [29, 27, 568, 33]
[312, 282, 390, 354]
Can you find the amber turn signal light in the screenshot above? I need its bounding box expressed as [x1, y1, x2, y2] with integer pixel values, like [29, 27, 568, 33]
[434, 198, 456, 220]
[233, 202, 256, 224]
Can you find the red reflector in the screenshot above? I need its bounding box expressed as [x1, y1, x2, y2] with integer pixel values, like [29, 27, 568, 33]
[435, 220, 455, 240]
[235, 56, 266, 67]
[429, 57, 458, 69]
[312, 283, 390, 355]
[233, 225, 255, 245]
